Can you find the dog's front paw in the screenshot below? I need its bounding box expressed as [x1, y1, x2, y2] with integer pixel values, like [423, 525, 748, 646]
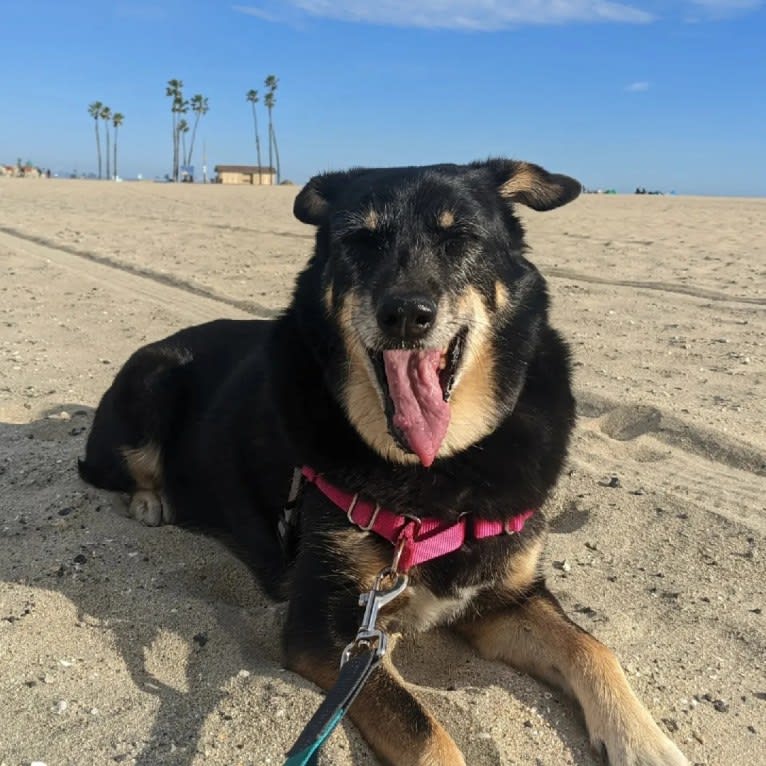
[592, 716, 689, 766]
[128, 490, 174, 526]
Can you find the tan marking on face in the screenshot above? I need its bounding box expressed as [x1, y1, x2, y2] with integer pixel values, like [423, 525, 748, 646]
[441, 286, 499, 457]
[499, 162, 561, 208]
[362, 208, 379, 230]
[438, 209, 455, 229]
[494, 281, 510, 311]
[340, 286, 502, 464]
[339, 293, 420, 465]
[121, 442, 163, 489]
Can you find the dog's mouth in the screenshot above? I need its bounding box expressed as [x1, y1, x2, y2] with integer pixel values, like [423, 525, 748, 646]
[368, 328, 468, 467]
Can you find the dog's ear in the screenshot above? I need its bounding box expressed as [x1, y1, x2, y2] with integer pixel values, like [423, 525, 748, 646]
[486, 159, 581, 211]
[294, 170, 359, 225]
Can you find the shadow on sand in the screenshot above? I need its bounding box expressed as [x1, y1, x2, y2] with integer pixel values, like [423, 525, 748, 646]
[0, 406, 599, 765]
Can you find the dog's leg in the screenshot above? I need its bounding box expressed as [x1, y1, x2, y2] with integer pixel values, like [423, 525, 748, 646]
[456, 587, 688, 766]
[283, 536, 465, 766]
[121, 443, 176, 526]
[128, 490, 174, 526]
[287, 648, 465, 766]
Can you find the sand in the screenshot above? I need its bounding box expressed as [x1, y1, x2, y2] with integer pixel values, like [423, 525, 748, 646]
[0, 178, 764, 766]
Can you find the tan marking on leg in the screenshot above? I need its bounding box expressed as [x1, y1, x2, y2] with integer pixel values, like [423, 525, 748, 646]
[503, 536, 544, 594]
[128, 489, 174, 526]
[121, 442, 163, 489]
[457, 592, 688, 765]
[288, 650, 465, 766]
[328, 528, 391, 591]
[323, 282, 334, 315]
[494, 280, 510, 311]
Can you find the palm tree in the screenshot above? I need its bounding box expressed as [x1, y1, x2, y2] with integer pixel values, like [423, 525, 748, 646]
[100, 105, 112, 180]
[246, 89, 263, 184]
[185, 94, 209, 176]
[166, 79, 184, 181]
[112, 113, 124, 180]
[88, 101, 103, 179]
[264, 74, 280, 184]
[178, 119, 190, 179]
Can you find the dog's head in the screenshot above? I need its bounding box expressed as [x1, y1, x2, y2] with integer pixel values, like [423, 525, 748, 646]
[294, 159, 580, 467]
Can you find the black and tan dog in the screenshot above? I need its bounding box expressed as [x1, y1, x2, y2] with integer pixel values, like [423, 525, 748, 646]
[79, 159, 688, 765]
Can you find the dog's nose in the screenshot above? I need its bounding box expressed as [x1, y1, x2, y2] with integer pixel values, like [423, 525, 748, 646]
[376, 293, 437, 341]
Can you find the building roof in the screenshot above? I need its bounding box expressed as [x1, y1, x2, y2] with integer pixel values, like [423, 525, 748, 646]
[214, 165, 276, 173]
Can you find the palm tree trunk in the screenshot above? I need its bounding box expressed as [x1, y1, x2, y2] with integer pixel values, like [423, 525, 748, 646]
[105, 122, 111, 180]
[270, 123, 281, 185]
[251, 103, 263, 185]
[172, 115, 178, 181]
[94, 118, 102, 179]
[187, 114, 200, 170]
[267, 108, 273, 184]
[113, 128, 118, 179]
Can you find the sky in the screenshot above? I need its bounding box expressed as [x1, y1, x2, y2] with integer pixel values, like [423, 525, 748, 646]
[1, 1, 765, 195]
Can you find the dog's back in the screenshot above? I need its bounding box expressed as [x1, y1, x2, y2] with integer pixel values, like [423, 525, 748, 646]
[78, 318, 269, 494]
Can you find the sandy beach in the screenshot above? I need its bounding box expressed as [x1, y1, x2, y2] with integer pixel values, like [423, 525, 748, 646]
[0, 178, 764, 766]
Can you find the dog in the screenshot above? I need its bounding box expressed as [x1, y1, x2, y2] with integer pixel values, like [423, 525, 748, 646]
[79, 159, 688, 765]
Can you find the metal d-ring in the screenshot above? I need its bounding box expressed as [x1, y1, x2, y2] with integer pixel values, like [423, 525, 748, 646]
[346, 494, 360, 525]
[391, 515, 422, 574]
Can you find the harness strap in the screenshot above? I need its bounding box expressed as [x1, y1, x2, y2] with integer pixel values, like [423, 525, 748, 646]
[301, 466, 533, 572]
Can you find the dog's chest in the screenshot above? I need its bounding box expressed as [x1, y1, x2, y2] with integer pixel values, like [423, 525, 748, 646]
[390, 583, 481, 633]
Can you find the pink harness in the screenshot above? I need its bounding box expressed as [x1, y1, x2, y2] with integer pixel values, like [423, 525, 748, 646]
[301, 466, 534, 573]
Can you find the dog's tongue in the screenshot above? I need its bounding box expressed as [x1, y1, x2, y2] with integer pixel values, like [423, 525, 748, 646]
[383, 349, 449, 468]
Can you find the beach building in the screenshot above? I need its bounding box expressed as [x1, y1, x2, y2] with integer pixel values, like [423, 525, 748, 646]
[214, 165, 276, 185]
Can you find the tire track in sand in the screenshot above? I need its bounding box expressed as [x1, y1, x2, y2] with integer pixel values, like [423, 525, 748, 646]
[0, 227, 278, 320]
[547, 266, 764, 307]
[573, 391, 766, 534]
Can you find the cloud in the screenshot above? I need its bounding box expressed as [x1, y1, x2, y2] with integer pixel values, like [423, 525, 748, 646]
[233, 1, 656, 30]
[625, 81, 650, 92]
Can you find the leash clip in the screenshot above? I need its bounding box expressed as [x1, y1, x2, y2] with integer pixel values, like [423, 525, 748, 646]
[340, 568, 408, 667]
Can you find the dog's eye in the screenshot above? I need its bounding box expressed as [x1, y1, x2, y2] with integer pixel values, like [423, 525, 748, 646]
[339, 228, 381, 252]
[437, 229, 474, 257]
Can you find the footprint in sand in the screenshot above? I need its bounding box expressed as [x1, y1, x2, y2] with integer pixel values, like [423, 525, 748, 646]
[599, 404, 662, 441]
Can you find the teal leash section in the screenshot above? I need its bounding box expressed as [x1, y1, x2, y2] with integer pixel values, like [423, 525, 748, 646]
[283, 570, 409, 765]
[283, 649, 378, 765]
[283, 707, 345, 766]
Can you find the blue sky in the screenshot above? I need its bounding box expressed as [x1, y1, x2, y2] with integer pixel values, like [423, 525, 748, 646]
[1, 1, 765, 195]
